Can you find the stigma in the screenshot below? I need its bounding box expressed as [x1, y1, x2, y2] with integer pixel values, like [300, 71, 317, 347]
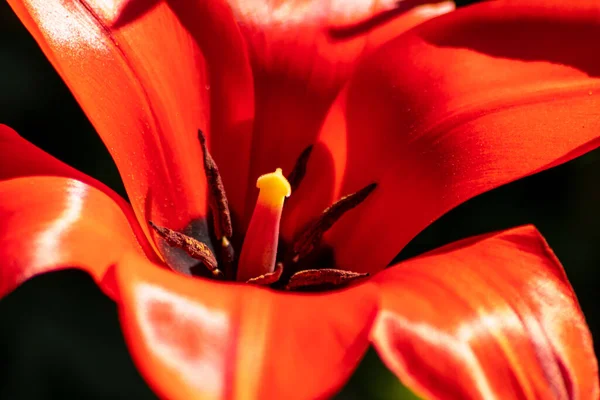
[236, 168, 291, 282]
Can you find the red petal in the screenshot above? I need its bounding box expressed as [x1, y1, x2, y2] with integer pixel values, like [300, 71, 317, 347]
[0, 125, 138, 223]
[6, 0, 254, 245]
[371, 225, 599, 399]
[283, 0, 600, 272]
[0, 177, 148, 299]
[0, 124, 152, 253]
[0, 125, 152, 299]
[114, 252, 378, 399]
[226, 0, 454, 216]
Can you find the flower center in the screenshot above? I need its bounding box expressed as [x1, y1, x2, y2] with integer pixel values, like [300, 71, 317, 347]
[149, 130, 375, 291]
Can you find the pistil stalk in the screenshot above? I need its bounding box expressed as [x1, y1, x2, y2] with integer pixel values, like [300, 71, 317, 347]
[237, 168, 291, 282]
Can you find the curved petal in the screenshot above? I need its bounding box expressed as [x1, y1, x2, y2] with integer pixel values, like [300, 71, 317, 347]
[0, 177, 145, 300]
[0, 124, 92, 183]
[0, 125, 152, 299]
[282, 0, 600, 272]
[0, 124, 147, 236]
[226, 0, 454, 217]
[371, 225, 599, 399]
[113, 252, 379, 400]
[6, 0, 254, 256]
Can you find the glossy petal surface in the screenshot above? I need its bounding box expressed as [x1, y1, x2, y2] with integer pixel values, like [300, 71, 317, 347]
[372, 225, 599, 399]
[0, 177, 145, 300]
[114, 252, 378, 400]
[0, 125, 149, 299]
[6, 0, 254, 252]
[0, 125, 142, 231]
[227, 0, 454, 217]
[283, 0, 600, 272]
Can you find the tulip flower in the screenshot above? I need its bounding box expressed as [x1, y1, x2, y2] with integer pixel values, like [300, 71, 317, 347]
[2, 0, 599, 398]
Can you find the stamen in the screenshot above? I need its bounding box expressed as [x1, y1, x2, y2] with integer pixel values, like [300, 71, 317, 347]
[287, 145, 313, 193]
[246, 263, 283, 286]
[236, 168, 291, 282]
[285, 269, 369, 291]
[149, 221, 223, 278]
[198, 130, 233, 240]
[292, 183, 377, 262]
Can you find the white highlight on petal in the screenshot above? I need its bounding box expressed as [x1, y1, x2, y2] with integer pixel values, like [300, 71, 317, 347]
[528, 276, 572, 330]
[374, 311, 495, 399]
[232, 0, 396, 27]
[33, 179, 87, 268]
[416, 1, 454, 18]
[455, 309, 521, 344]
[135, 283, 230, 397]
[90, 0, 124, 21]
[28, 0, 106, 51]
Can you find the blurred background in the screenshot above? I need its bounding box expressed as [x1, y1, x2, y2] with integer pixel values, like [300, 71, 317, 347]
[1, 0, 598, 398]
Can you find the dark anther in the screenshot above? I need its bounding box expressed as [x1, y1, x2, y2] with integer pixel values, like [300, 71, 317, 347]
[285, 269, 369, 291]
[246, 263, 284, 286]
[149, 221, 223, 278]
[291, 183, 377, 262]
[198, 130, 233, 240]
[287, 145, 313, 193]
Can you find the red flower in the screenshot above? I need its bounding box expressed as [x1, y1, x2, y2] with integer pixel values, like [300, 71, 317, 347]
[2, 0, 599, 398]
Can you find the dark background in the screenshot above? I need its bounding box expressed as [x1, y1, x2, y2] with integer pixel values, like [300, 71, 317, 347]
[1, 0, 598, 398]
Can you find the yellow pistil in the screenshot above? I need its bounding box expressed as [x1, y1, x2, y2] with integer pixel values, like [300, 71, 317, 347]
[237, 168, 291, 282]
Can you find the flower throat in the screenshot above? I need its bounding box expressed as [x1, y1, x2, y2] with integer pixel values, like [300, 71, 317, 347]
[149, 130, 376, 291]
